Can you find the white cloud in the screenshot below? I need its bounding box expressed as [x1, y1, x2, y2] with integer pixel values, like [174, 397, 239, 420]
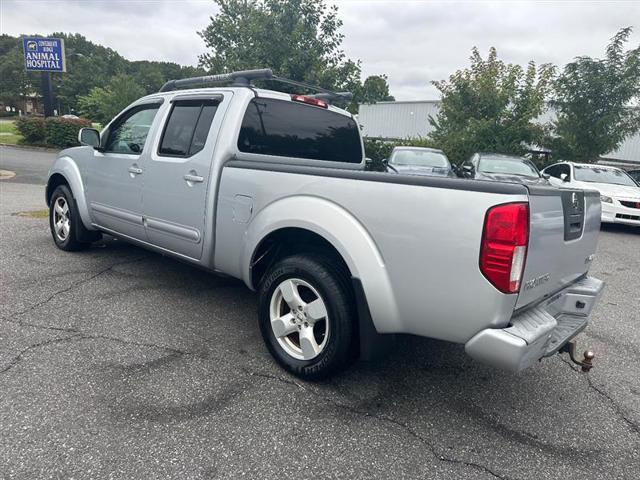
[1, 0, 638, 100]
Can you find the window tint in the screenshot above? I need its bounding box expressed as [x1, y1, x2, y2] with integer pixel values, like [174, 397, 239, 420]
[159, 100, 219, 157]
[238, 98, 363, 163]
[104, 104, 160, 154]
[544, 164, 561, 178]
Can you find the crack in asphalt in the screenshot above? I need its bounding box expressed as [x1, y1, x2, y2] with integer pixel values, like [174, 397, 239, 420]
[0, 332, 191, 376]
[558, 356, 640, 435]
[0, 334, 82, 374]
[0, 256, 149, 327]
[245, 369, 510, 480]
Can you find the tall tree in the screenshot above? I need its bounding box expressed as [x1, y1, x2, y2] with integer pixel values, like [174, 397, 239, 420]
[547, 27, 640, 162]
[77, 74, 145, 124]
[198, 0, 392, 108]
[356, 75, 394, 104]
[428, 47, 554, 165]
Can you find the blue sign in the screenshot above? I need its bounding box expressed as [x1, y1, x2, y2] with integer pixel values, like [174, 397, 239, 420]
[23, 37, 66, 72]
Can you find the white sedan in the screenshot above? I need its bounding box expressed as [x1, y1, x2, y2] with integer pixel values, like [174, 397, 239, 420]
[542, 162, 640, 226]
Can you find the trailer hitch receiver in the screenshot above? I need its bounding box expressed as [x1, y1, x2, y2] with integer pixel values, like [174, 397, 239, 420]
[560, 340, 595, 372]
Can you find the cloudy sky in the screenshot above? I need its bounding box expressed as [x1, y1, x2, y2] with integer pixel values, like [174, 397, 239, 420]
[2, 0, 639, 100]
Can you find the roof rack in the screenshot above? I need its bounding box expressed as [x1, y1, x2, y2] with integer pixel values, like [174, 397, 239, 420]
[158, 68, 353, 104]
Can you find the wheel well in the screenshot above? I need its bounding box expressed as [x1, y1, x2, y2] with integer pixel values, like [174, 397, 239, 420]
[46, 173, 69, 206]
[250, 227, 352, 289]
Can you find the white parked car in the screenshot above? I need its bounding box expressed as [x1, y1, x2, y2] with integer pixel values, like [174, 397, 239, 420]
[542, 162, 640, 226]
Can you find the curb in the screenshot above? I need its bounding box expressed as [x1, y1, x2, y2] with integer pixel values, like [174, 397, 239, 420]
[0, 143, 61, 153]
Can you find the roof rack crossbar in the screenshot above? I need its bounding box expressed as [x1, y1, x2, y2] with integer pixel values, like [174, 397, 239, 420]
[159, 68, 273, 92]
[159, 68, 352, 104]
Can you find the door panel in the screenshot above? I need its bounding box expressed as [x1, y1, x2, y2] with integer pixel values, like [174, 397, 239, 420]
[85, 102, 162, 240]
[142, 93, 231, 259]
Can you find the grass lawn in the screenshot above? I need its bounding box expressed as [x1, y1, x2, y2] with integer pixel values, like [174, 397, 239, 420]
[0, 120, 22, 145]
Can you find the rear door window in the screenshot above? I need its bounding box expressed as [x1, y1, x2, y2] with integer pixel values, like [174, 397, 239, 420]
[238, 98, 363, 163]
[159, 99, 219, 157]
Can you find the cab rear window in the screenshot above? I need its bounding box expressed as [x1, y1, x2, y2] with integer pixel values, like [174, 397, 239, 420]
[238, 98, 362, 163]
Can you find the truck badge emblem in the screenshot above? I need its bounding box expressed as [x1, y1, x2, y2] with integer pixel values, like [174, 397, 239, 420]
[524, 274, 550, 291]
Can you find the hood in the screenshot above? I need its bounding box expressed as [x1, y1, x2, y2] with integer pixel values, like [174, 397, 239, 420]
[574, 181, 640, 200]
[392, 165, 452, 177]
[474, 172, 550, 186]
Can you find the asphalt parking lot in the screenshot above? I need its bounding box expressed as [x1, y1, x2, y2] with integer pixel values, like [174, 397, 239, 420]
[1, 146, 639, 479]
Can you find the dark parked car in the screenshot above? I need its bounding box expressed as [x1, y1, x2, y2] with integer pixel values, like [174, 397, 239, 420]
[459, 153, 548, 185]
[628, 169, 640, 185]
[385, 146, 454, 177]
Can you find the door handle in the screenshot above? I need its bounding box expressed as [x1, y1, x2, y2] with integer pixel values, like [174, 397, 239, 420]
[183, 173, 204, 183]
[128, 166, 143, 175]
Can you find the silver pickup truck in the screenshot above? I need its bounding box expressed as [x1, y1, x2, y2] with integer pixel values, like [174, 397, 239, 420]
[46, 69, 604, 379]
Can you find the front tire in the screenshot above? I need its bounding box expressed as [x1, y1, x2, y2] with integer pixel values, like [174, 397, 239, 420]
[49, 185, 91, 251]
[258, 253, 356, 380]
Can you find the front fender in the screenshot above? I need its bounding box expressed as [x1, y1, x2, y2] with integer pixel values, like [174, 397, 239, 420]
[47, 154, 94, 231]
[242, 195, 400, 332]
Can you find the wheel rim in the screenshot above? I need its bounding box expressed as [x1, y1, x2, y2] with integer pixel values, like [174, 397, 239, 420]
[53, 196, 71, 242]
[269, 278, 330, 361]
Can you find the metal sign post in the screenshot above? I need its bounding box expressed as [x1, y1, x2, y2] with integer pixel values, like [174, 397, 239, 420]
[22, 37, 66, 118]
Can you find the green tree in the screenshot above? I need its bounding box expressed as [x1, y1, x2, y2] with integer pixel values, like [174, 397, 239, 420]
[428, 47, 554, 165]
[77, 74, 145, 124]
[198, 0, 392, 108]
[547, 27, 640, 162]
[0, 34, 40, 106]
[355, 75, 394, 103]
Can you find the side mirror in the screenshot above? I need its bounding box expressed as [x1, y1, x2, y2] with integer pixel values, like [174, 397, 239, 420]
[542, 173, 550, 180]
[364, 157, 373, 168]
[560, 173, 570, 182]
[78, 128, 101, 149]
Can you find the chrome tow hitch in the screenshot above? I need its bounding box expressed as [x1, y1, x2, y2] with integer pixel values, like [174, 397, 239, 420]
[560, 340, 595, 372]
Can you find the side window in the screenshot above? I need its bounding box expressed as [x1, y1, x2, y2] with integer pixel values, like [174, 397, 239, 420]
[237, 98, 363, 163]
[545, 164, 562, 178]
[159, 99, 219, 157]
[559, 164, 571, 180]
[104, 104, 160, 154]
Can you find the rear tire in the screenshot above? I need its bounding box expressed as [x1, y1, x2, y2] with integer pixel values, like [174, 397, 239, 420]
[258, 253, 356, 380]
[49, 185, 91, 251]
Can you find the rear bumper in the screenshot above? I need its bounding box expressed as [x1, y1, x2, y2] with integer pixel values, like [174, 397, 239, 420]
[465, 276, 604, 372]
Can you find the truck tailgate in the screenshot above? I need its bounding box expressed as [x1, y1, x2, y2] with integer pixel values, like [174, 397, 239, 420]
[516, 187, 601, 309]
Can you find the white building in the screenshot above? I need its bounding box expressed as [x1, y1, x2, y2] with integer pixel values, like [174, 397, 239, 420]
[358, 101, 640, 166]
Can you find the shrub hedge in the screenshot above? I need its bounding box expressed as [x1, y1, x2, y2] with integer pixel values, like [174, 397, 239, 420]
[14, 116, 92, 148]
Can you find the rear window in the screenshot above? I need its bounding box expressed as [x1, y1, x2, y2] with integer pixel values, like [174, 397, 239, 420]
[478, 156, 540, 177]
[159, 99, 218, 157]
[238, 98, 363, 163]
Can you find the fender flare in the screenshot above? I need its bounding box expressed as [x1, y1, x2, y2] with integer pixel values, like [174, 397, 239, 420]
[47, 156, 94, 231]
[242, 195, 400, 332]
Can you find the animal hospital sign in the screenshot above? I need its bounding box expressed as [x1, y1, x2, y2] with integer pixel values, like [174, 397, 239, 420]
[22, 37, 66, 72]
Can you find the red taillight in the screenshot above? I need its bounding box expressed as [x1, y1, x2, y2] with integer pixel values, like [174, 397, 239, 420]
[290, 94, 328, 108]
[480, 202, 529, 294]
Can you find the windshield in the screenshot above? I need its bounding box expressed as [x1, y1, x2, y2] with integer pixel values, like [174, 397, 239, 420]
[390, 149, 450, 168]
[573, 166, 637, 187]
[478, 156, 540, 177]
